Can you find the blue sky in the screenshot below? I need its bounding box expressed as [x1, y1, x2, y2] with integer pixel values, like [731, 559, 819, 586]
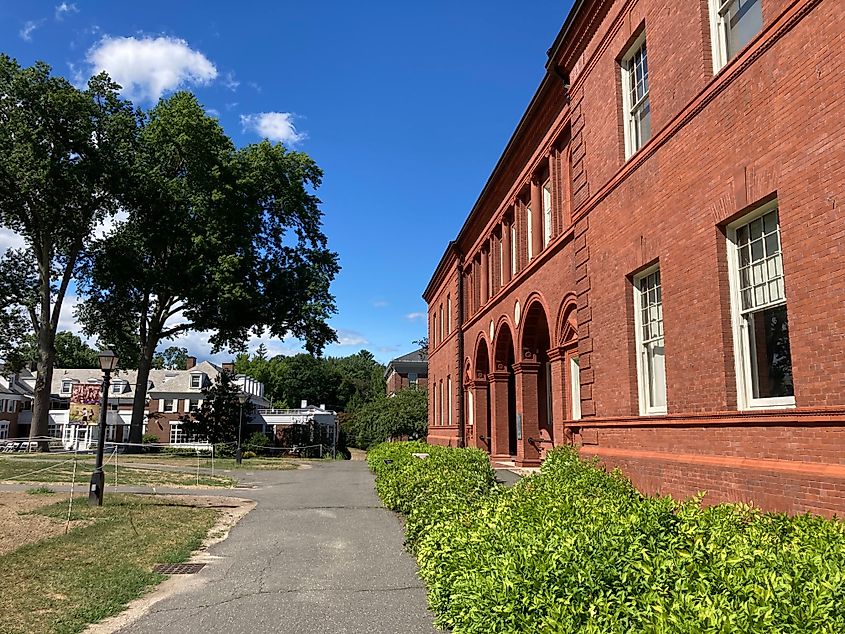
[0, 0, 573, 364]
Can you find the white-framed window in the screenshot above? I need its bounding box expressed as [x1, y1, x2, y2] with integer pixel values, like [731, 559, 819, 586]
[633, 266, 667, 415]
[439, 303, 444, 342]
[542, 180, 553, 247]
[526, 203, 534, 261]
[621, 32, 651, 159]
[189, 399, 200, 412]
[169, 422, 184, 444]
[190, 374, 202, 389]
[61, 380, 73, 394]
[570, 357, 581, 421]
[727, 201, 794, 409]
[111, 381, 124, 394]
[709, 0, 763, 72]
[510, 222, 517, 274]
[409, 373, 418, 387]
[447, 295, 452, 333]
[163, 398, 176, 413]
[0, 421, 8, 440]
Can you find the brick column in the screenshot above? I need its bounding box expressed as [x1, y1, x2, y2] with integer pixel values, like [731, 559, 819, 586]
[488, 370, 511, 459]
[547, 347, 567, 446]
[480, 243, 489, 305]
[469, 378, 489, 451]
[530, 178, 543, 259]
[514, 359, 541, 466]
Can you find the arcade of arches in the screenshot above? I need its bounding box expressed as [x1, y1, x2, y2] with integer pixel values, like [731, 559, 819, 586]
[466, 299, 578, 466]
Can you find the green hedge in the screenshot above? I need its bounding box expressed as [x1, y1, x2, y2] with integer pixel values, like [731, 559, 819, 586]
[369, 442, 845, 633]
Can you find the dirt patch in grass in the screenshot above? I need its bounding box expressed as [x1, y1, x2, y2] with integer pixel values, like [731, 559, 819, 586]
[0, 492, 82, 556]
[0, 494, 226, 634]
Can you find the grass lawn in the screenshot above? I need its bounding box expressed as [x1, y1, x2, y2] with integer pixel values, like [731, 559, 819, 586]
[0, 456, 236, 488]
[0, 494, 218, 634]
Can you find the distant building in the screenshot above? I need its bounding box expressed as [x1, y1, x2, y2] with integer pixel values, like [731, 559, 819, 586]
[2, 356, 269, 450]
[260, 400, 338, 447]
[384, 349, 428, 396]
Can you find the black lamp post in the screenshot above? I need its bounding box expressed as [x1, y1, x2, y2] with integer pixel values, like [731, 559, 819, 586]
[89, 349, 118, 506]
[235, 392, 248, 466]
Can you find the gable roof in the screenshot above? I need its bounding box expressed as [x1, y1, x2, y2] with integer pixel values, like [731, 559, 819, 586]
[384, 348, 429, 379]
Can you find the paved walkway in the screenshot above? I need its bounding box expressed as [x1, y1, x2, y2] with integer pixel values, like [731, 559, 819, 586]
[111, 461, 439, 633]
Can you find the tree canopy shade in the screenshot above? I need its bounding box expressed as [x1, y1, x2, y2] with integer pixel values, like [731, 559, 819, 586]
[78, 92, 339, 445]
[343, 388, 428, 449]
[0, 55, 138, 445]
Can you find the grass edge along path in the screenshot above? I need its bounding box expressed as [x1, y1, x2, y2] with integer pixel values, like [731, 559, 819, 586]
[368, 442, 845, 634]
[0, 494, 218, 634]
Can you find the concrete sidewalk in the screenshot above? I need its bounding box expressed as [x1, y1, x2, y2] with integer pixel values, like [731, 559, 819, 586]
[113, 461, 439, 634]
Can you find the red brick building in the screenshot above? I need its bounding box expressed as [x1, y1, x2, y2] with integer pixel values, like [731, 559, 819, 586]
[424, 0, 845, 516]
[384, 349, 428, 396]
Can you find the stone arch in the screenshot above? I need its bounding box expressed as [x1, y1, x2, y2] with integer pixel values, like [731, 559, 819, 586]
[494, 320, 515, 371]
[474, 336, 490, 378]
[556, 293, 579, 348]
[519, 296, 552, 361]
[519, 299, 554, 447]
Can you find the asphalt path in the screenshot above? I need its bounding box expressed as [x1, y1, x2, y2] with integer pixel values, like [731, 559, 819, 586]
[109, 461, 440, 633]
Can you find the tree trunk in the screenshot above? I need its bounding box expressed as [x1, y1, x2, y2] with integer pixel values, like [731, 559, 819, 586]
[30, 258, 56, 451]
[128, 341, 156, 448]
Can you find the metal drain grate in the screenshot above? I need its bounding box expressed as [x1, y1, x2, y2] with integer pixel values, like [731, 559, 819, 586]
[153, 563, 206, 574]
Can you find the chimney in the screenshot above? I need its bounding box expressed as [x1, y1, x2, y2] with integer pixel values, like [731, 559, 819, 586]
[186, 355, 197, 370]
[319, 403, 326, 410]
[300, 399, 308, 408]
[222, 362, 235, 374]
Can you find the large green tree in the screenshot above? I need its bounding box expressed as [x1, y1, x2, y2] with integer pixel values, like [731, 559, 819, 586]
[152, 346, 189, 370]
[78, 92, 338, 445]
[179, 370, 247, 445]
[10, 331, 100, 369]
[0, 56, 137, 446]
[344, 388, 428, 449]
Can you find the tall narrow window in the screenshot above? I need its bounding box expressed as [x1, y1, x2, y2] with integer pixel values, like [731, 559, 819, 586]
[621, 33, 651, 159]
[510, 223, 517, 274]
[439, 379, 444, 426]
[499, 237, 504, 286]
[570, 357, 581, 420]
[439, 304, 444, 343]
[526, 203, 534, 261]
[447, 376, 452, 425]
[728, 202, 794, 409]
[447, 295, 452, 334]
[542, 181, 553, 247]
[432, 382, 437, 425]
[709, 0, 763, 72]
[633, 266, 667, 414]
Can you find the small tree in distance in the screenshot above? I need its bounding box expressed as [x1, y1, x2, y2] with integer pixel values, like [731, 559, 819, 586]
[179, 370, 248, 446]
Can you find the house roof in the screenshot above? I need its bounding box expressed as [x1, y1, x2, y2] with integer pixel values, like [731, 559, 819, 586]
[384, 349, 429, 379]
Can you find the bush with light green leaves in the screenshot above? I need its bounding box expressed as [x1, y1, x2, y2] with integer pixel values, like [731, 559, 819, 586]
[369, 442, 845, 633]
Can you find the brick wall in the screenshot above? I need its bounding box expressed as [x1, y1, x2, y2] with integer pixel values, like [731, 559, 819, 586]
[424, 0, 845, 514]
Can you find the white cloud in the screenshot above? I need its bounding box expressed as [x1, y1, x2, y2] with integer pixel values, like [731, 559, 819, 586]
[19, 20, 42, 41]
[55, 2, 78, 19]
[240, 112, 306, 146]
[86, 35, 218, 102]
[205, 108, 221, 118]
[336, 329, 368, 347]
[405, 312, 426, 321]
[0, 228, 26, 253]
[222, 71, 239, 91]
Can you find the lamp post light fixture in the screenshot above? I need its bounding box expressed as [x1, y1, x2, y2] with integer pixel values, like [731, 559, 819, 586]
[235, 392, 249, 466]
[89, 349, 119, 506]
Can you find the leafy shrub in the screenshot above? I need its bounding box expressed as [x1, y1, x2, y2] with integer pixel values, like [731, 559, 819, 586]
[245, 431, 270, 454]
[242, 450, 257, 459]
[370, 443, 845, 633]
[141, 433, 161, 453]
